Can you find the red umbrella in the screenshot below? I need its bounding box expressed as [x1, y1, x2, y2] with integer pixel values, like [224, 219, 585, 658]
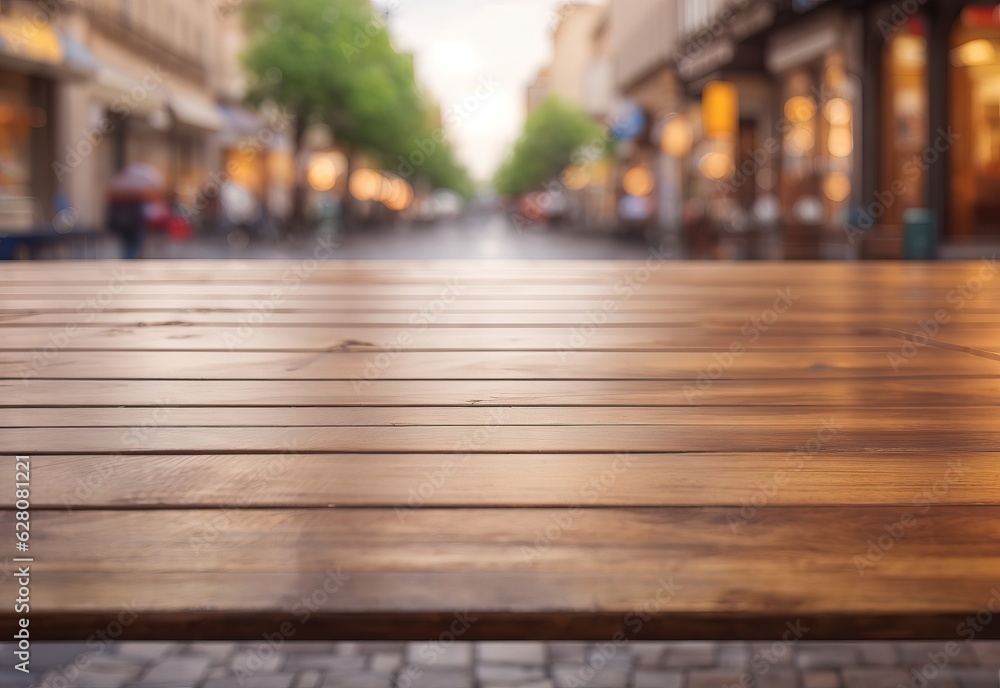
[107, 163, 165, 201]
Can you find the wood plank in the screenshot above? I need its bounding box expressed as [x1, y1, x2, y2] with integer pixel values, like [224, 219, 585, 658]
[7, 296, 1000, 310]
[3, 452, 988, 509]
[4, 423, 998, 454]
[6, 378, 1000, 407]
[8, 311, 1000, 327]
[2, 349, 997, 380]
[24, 285, 985, 299]
[1, 325, 998, 352]
[5, 507, 1000, 640]
[0, 325, 943, 351]
[7, 404, 1000, 427]
[5, 260, 1000, 642]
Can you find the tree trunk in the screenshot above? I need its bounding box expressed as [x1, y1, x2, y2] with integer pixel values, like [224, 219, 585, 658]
[341, 146, 356, 232]
[289, 112, 309, 234]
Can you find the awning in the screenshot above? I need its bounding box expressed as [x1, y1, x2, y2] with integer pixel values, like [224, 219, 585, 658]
[167, 87, 225, 132]
[61, 32, 100, 77]
[0, 15, 98, 80]
[92, 65, 168, 117]
[222, 104, 266, 135]
[217, 104, 267, 146]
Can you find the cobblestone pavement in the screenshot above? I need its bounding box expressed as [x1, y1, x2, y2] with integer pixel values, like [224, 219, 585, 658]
[2, 641, 998, 688]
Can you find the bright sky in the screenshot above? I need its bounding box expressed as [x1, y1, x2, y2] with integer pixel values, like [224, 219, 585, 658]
[377, 0, 570, 182]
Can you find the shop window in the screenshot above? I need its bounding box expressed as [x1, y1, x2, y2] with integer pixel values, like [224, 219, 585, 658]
[882, 17, 928, 225]
[949, 3, 1000, 236]
[779, 52, 856, 229]
[819, 56, 855, 221]
[781, 70, 816, 209]
[0, 73, 41, 231]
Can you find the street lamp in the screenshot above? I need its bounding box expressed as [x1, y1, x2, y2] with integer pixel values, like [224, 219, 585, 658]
[660, 115, 692, 158]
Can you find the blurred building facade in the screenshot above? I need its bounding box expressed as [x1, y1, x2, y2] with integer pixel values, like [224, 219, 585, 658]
[0, 0, 95, 233]
[527, 4, 619, 230]
[543, 0, 1000, 258]
[0, 0, 290, 243]
[528, 3, 610, 112]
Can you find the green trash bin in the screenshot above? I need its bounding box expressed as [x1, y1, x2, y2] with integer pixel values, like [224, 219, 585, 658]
[902, 208, 937, 260]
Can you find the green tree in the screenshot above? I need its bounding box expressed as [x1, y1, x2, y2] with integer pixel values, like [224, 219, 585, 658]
[243, 0, 423, 226]
[494, 96, 606, 197]
[390, 99, 476, 200]
[414, 117, 476, 199]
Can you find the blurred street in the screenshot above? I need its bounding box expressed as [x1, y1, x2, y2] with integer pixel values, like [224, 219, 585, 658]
[3, 0, 1000, 262]
[160, 214, 656, 261]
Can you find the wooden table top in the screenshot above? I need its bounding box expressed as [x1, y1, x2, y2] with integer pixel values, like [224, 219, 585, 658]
[2, 259, 1000, 641]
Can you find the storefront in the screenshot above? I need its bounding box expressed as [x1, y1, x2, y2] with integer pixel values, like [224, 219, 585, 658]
[671, 0, 815, 258]
[870, 0, 1000, 247]
[0, 13, 95, 235]
[765, 6, 861, 257]
[167, 84, 225, 208]
[217, 103, 295, 227]
[947, 3, 1000, 238]
[0, 71, 50, 232]
[86, 62, 172, 209]
[84, 59, 228, 223]
[879, 17, 928, 228]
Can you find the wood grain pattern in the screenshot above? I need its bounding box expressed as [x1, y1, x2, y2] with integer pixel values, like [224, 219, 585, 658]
[3, 260, 1000, 641]
[2, 452, 995, 509]
[3, 349, 999, 380]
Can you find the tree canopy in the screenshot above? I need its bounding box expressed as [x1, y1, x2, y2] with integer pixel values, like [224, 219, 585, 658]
[242, 0, 473, 196]
[493, 96, 606, 197]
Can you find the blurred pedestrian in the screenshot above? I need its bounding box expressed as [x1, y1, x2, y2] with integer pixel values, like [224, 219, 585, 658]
[106, 196, 147, 259]
[106, 163, 165, 259]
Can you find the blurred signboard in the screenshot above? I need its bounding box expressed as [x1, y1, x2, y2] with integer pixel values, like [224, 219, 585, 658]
[608, 100, 646, 142]
[0, 15, 64, 64]
[677, 39, 734, 81]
